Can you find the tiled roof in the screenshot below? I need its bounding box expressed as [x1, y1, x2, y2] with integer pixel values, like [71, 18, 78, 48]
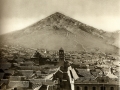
[19, 66, 42, 70]
[0, 79, 9, 84]
[109, 79, 119, 85]
[96, 76, 119, 85]
[20, 61, 34, 65]
[8, 81, 29, 88]
[15, 58, 24, 62]
[29, 79, 55, 86]
[13, 71, 23, 76]
[18, 70, 33, 77]
[90, 69, 103, 77]
[76, 69, 95, 79]
[75, 77, 97, 83]
[0, 63, 11, 69]
[29, 79, 45, 84]
[4, 70, 14, 75]
[9, 76, 26, 81]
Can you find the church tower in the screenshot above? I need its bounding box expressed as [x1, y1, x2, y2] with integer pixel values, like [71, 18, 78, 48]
[59, 48, 64, 61]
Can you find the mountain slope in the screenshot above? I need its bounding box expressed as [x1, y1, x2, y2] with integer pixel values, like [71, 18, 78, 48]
[0, 12, 119, 53]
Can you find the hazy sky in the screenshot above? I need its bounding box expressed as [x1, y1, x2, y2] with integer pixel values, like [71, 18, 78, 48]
[0, 0, 120, 34]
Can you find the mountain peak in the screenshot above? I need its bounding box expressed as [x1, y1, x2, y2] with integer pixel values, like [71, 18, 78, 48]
[49, 12, 65, 19]
[53, 12, 64, 15]
[0, 12, 118, 53]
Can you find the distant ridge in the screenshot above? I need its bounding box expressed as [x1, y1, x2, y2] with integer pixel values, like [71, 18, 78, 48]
[0, 12, 119, 54]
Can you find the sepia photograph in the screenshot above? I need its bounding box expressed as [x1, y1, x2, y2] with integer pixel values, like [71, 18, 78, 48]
[0, 0, 120, 90]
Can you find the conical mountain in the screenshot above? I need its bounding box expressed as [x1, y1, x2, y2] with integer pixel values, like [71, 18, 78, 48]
[0, 12, 119, 53]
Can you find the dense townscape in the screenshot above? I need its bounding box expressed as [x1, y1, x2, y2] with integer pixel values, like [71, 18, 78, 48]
[0, 11, 119, 90]
[0, 45, 119, 90]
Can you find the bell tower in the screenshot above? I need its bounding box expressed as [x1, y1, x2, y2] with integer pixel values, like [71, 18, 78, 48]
[59, 48, 64, 61]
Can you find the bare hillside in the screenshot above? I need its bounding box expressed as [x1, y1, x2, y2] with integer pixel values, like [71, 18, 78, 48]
[0, 12, 119, 54]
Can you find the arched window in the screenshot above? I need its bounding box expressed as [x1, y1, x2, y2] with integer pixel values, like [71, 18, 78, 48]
[76, 86, 79, 90]
[93, 87, 96, 90]
[84, 86, 88, 90]
[110, 87, 114, 90]
[101, 86, 106, 90]
[76, 86, 82, 90]
[14, 88, 17, 90]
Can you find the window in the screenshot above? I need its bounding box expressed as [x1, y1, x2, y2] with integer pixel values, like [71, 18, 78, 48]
[110, 87, 114, 90]
[76, 86, 82, 90]
[76, 86, 79, 90]
[84, 86, 88, 90]
[14, 88, 17, 90]
[93, 87, 96, 90]
[101, 86, 106, 90]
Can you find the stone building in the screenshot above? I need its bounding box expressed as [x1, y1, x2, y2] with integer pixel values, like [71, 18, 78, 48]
[67, 66, 119, 90]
